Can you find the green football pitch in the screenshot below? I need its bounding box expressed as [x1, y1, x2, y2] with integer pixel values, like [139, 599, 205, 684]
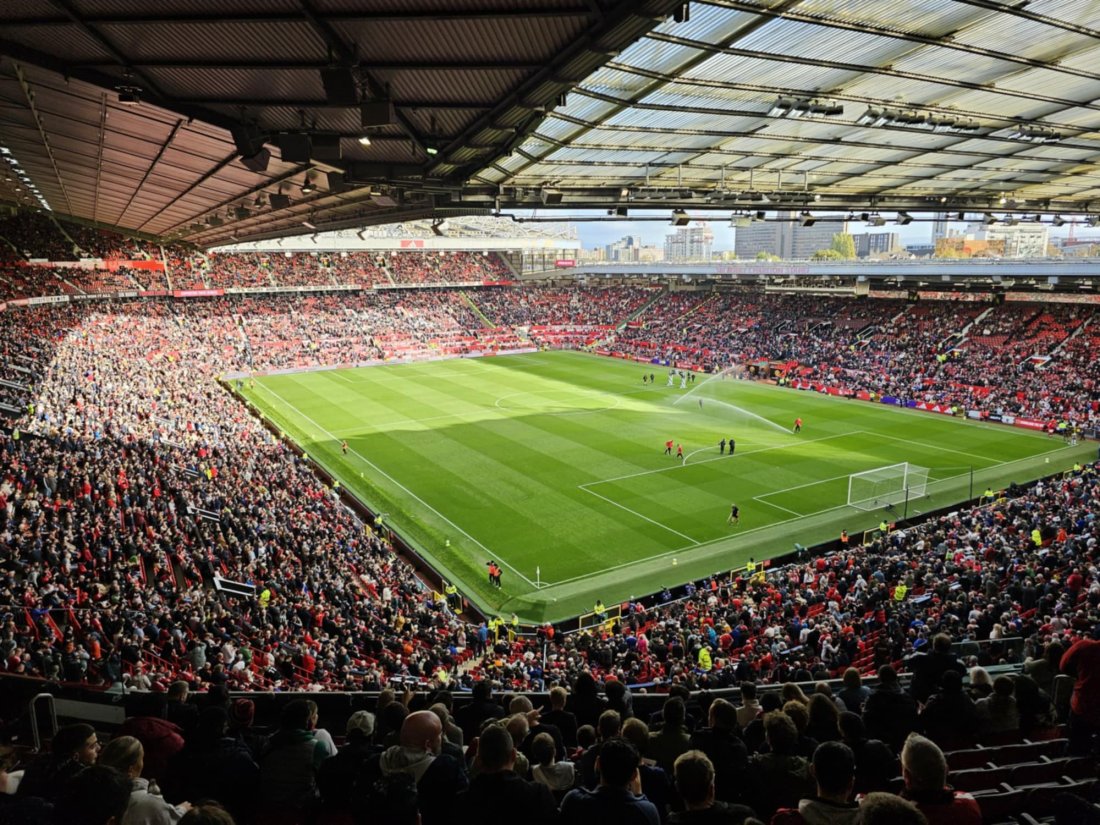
[236, 351, 1092, 623]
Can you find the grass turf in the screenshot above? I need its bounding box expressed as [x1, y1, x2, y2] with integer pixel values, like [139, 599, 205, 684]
[237, 351, 1093, 623]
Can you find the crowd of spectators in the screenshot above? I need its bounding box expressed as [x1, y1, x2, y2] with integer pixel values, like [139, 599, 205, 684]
[0, 274, 1093, 821]
[0, 288, 1094, 704]
[386, 251, 510, 285]
[0, 212, 77, 262]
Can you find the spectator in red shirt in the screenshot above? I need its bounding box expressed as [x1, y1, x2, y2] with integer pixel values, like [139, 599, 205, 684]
[898, 734, 980, 825]
[1060, 628, 1100, 755]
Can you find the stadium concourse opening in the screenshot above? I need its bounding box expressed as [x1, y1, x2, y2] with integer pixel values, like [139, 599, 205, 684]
[4, 1, 1100, 820]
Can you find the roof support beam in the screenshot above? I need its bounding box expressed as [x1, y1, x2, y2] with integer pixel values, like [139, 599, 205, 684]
[92, 91, 106, 223]
[12, 63, 74, 215]
[112, 119, 183, 225]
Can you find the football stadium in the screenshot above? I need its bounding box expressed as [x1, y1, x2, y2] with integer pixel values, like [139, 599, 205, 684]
[1, 3, 1099, 824]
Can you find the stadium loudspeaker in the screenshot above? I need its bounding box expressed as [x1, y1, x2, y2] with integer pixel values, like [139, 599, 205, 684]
[268, 193, 291, 210]
[277, 134, 312, 163]
[231, 123, 266, 157]
[321, 67, 359, 106]
[326, 171, 350, 193]
[239, 147, 271, 173]
[541, 188, 563, 205]
[361, 100, 396, 127]
[311, 135, 342, 162]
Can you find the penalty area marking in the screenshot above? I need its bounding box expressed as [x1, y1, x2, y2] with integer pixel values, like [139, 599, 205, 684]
[578, 486, 702, 545]
[250, 379, 540, 588]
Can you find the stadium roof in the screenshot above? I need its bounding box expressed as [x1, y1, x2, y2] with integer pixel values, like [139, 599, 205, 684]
[4, 1, 1100, 248]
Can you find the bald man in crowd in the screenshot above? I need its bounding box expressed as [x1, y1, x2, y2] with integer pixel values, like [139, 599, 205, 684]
[357, 710, 468, 825]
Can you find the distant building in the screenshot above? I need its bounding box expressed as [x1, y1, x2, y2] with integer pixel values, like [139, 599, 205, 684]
[853, 232, 901, 258]
[964, 221, 1049, 258]
[734, 211, 850, 259]
[664, 223, 714, 262]
[604, 234, 642, 263]
[931, 212, 951, 242]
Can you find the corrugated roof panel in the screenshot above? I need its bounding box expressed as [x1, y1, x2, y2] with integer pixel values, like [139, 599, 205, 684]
[0, 0, 60, 18]
[888, 49, 1012, 90]
[314, 0, 590, 13]
[649, 3, 760, 46]
[96, 20, 322, 62]
[612, 37, 704, 78]
[77, 0, 303, 13]
[795, 0, 984, 38]
[3, 25, 112, 62]
[145, 67, 322, 101]
[731, 17, 913, 67]
[676, 52, 859, 95]
[329, 16, 585, 62]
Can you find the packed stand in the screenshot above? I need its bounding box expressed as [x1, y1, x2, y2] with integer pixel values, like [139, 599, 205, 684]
[386, 251, 510, 285]
[0, 211, 77, 262]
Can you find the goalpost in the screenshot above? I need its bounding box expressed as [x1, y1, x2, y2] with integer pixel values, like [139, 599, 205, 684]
[847, 462, 929, 511]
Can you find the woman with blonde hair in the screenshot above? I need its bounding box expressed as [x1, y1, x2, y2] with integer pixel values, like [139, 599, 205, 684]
[98, 735, 192, 824]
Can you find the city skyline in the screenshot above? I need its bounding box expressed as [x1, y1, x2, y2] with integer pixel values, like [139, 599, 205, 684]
[569, 210, 1096, 252]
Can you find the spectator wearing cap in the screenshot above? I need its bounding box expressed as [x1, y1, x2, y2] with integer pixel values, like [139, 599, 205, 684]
[455, 724, 558, 825]
[561, 737, 660, 825]
[772, 741, 859, 825]
[98, 735, 193, 824]
[898, 734, 980, 825]
[227, 698, 264, 761]
[1060, 625, 1100, 755]
[668, 749, 755, 825]
[862, 665, 919, 753]
[917, 670, 978, 747]
[688, 698, 748, 805]
[357, 709, 467, 825]
[171, 706, 259, 824]
[18, 722, 100, 802]
[318, 711, 380, 809]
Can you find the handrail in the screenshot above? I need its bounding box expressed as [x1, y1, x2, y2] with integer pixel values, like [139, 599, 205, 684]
[30, 693, 57, 752]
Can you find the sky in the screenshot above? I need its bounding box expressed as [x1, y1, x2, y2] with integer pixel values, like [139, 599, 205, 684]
[563, 209, 1098, 251]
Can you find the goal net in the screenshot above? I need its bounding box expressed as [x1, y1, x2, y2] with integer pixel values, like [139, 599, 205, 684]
[847, 463, 929, 511]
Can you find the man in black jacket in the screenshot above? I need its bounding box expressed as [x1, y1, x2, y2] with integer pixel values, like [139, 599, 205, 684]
[455, 723, 558, 825]
[862, 665, 920, 753]
[907, 634, 966, 703]
[689, 698, 749, 805]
